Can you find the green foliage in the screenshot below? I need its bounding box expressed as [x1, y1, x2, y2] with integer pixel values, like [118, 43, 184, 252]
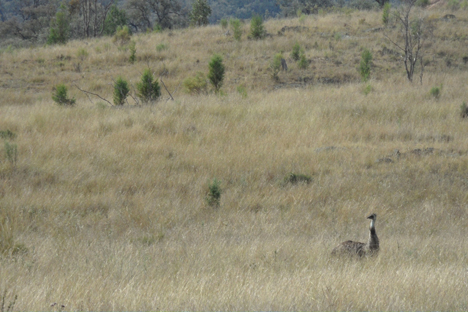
[153, 23, 162, 33]
[113, 77, 130, 106]
[4, 141, 17, 167]
[291, 42, 302, 61]
[113, 26, 131, 46]
[363, 83, 373, 95]
[47, 4, 69, 45]
[382, 2, 391, 25]
[359, 48, 372, 82]
[190, 0, 212, 26]
[183, 72, 208, 94]
[430, 85, 442, 99]
[76, 48, 88, 61]
[52, 84, 76, 106]
[129, 41, 136, 63]
[237, 85, 248, 98]
[0, 130, 16, 140]
[136, 69, 161, 103]
[230, 18, 242, 41]
[156, 43, 168, 52]
[220, 18, 228, 29]
[208, 54, 225, 92]
[206, 178, 222, 207]
[447, 0, 460, 10]
[250, 15, 265, 39]
[461, 102, 468, 118]
[297, 52, 308, 69]
[103, 4, 127, 36]
[270, 53, 283, 80]
[284, 173, 312, 185]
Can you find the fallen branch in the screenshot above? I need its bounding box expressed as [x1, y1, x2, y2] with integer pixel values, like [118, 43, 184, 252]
[74, 84, 113, 106]
[160, 77, 174, 101]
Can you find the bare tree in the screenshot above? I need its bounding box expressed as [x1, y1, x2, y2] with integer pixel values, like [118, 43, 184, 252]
[384, 0, 434, 83]
[126, 0, 187, 31]
[76, 0, 112, 38]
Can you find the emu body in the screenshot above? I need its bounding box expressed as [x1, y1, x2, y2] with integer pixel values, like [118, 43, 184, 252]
[331, 213, 379, 257]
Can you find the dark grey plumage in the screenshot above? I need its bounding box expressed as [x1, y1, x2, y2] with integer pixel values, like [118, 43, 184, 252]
[331, 213, 379, 257]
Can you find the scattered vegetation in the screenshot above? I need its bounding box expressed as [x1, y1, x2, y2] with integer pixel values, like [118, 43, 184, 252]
[52, 84, 76, 106]
[129, 41, 136, 63]
[113, 26, 131, 46]
[183, 72, 208, 94]
[291, 42, 302, 61]
[250, 15, 265, 39]
[270, 53, 284, 80]
[206, 178, 222, 207]
[461, 102, 468, 118]
[113, 77, 130, 106]
[283, 173, 312, 185]
[230, 18, 243, 41]
[208, 54, 225, 92]
[382, 2, 391, 25]
[136, 69, 161, 103]
[360, 48, 373, 82]
[430, 85, 442, 99]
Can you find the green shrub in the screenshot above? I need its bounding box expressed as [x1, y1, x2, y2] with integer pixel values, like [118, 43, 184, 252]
[206, 178, 222, 207]
[76, 48, 88, 61]
[113, 77, 130, 106]
[183, 72, 208, 94]
[52, 84, 76, 106]
[359, 48, 372, 82]
[129, 41, 136, 63]
[363, 83, 373, 95]
[47, 4, 69, 45]
[220, 18, 228, 29]
[237, 85, 248, 98]
[208, 54, 225, 92]
[297, 52, 308, 69]
[103, 4, 127, 36]
[416, 0, 430, 6]
[230, 18, 242, 41]
[190, 0, 212, 26]
[156, 43, 168, 51]
[447, 0, 460, 10]
[430, 86, 441, 99]
[153, 23, 162, 33]
[4, 141, 17, 167]
[382, 2, 391, 25]
[113, 26, 131, 46]
[250, 15, 265, 39]
[0, 130, 16, 140]
[461, 102, 468, 118]
[270, 53, 283, 80]
[136, 69, 161, 103]
[284, 173, 312, 185]
[291, 42, 302, 61]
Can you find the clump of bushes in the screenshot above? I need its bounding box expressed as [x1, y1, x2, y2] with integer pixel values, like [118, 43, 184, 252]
[284, 173, 312, 185]
[430, 85, 442, 99]
[113, 77, 130, 105]
[250, 15, 265, 39]
[230, 18, 242, 41]
[136, 69, 161, 103]
[460, 102, 468, 118]
[52, 84, 76, 106]
[113, 25, 131, 46]
[208, 54, 225, 93]
[359, 48, 372, 82]
[183, 72, 208, 94]
[206, 178, 222, 207]
[270, 53, 283, 80]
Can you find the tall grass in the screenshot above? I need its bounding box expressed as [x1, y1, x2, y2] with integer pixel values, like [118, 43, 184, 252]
[1, 7, 468, 311]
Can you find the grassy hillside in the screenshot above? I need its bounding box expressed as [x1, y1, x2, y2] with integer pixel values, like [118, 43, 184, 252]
[1, 7, 468, 311]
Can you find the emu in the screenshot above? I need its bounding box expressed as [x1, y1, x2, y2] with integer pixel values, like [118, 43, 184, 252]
[331, 213, 379, 257]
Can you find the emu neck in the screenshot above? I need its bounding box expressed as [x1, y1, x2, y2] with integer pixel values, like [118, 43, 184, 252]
[367, 220, 379, 251]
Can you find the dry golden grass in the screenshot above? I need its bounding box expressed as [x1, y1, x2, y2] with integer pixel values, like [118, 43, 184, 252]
[1, 7, 468, 311]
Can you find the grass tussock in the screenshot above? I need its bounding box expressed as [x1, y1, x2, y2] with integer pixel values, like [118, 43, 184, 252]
[1, 7, 468, 311]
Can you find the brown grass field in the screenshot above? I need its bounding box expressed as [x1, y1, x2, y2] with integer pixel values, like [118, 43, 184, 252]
[1, 5, 468, 311]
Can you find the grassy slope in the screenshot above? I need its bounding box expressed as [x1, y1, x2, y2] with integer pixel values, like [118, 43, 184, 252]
[1, 7, 468, 311]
